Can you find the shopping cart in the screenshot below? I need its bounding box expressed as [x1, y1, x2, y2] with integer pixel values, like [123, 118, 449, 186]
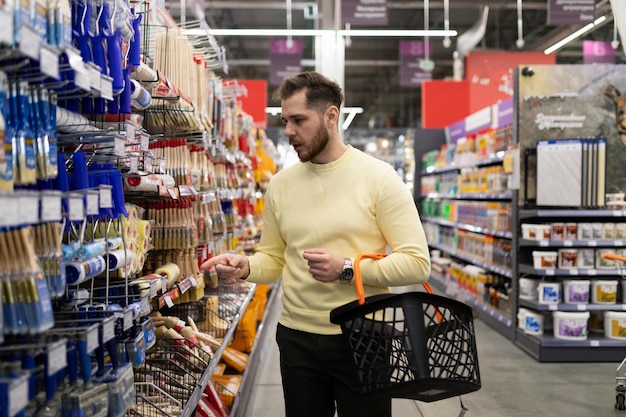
[330, 254, 481, 402]
[602, 252, 626, 411]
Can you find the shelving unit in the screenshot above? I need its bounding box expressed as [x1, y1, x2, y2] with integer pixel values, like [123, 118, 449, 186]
[515, 209, 626, 361]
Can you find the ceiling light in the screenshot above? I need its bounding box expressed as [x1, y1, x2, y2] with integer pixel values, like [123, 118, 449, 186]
[183, 28, 457, 38]
[265, 106, 364, 129]
[544, 15, 608, 55]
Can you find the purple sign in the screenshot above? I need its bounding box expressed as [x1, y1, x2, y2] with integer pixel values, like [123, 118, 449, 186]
[547, 0, 595, 25]
[497, 98, 514, 127]
[269, 39, 303, 85]
[342, 0, 388, 26]
[583, 40, 615, 64]
[399, 40, 433, 87]
[448, 119, 466, 144]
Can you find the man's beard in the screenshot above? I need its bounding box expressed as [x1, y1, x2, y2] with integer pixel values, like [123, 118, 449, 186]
[297, 123, 330, 163]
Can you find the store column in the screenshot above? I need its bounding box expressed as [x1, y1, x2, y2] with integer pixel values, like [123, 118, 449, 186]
[315, 0, 345, 132]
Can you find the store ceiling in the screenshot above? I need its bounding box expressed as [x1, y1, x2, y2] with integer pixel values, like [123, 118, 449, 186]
[167, 0, 621, 129]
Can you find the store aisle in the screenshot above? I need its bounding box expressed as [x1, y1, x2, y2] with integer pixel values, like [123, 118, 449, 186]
[241, 285, 622, 417]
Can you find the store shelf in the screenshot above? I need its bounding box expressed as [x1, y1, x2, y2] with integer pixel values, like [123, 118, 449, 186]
[423, 217, 513, 239]
[180, 283, 257, 417]
[519, 298, 626, 312]
[518, 264, 623, 277]
[519, 209, 626, 219]
[519, 238, 626, 247]
[429, 272, 513, 337]
[422, 192, 513, 201]
[421, 154, 506, 175]
[430, 242, 513, 278]
[515, 329, 626, 362]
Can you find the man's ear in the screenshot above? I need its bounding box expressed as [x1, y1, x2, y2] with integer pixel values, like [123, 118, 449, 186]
[326, 106, 340, 126]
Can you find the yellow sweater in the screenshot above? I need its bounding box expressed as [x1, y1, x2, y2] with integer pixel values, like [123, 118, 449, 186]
[247, 146, 431, 335]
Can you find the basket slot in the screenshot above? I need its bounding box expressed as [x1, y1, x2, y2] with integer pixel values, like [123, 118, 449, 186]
[132, 382, 183, 417]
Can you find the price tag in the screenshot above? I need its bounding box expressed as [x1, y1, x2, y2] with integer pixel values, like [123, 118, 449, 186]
[189, 275, 198, 287]
[563, 240, 573, 247]
[140, 295, 150, 316]
[589, 240, 597, 247]
[40, 44, 60, 80]
[539, 240, 549, 247]
[41, 193, 62, 222]
[163, 294, 174, 308]
[0, 195, 18, 227]
[75, 67, 91, 91]
[548, 304, 558, 310]
[18, 24, 41, 60]
[20, 193, 40, 225]
[158, 158, 166, 174]
[9, 376, 28, 417]
[149, 279, 157, 299]
[99, 186, 113, 209]
[68, 195, 84, 221]
[126, 122, 136, 142]
[576, 304, 587, 311]
[140, 133, 150, 152]
[569, 269, 579, 275]
[144, 155, 153, 173]
[86, 191, 99, 216]
[100, 75, 113, 101]
[590, 340, 600, 347]
[101, 317, 115, 344]
[178, 277, 192, 294]
[114, 137, 126, 157]
[589, 269, 597, 276]
[617, 240, 625, 246]
[86, 324, 99, 353]
[0, 9, 13, 45]
[130, 156, 139, 173]
[167, 188, 177, 199]
[87, 64, 102, 93]
[47, 340, 67, 376]
[545, 269, 555, 275]
[123, 308, 133, 331]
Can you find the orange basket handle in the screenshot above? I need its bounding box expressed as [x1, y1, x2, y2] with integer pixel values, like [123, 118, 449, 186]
[354, 253, 434, 305]
[603, 252, 626, 263]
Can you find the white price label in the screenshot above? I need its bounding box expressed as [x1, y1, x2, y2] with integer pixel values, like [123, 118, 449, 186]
[20, 194, 40, 224]
[0, 9, 13, 45]
[40, 45, 60, 80]
[74, 67, 91, 91]
[100, 75, 113, 101]
[167, 188, 177, 199]
[144, 155, 153, 173]
[86, 191, 99, 216]
[47, 340, 67, 376]
[163, 294, 174, 308]
[590, 340, 600, 347]
[130, 156, 139, 173]
[161, 276, 167, 294]
[588, 240, 598, 247]
[41, 193, 62, 222]
[86, 324, 99, 353]
[545, 269, 555, 275]
[569, 269, 579, 275]
[114, 137, 126, 157]
[549, 304, 558, 311]
[101, 317, 115, 343]
[123, 308, 133, 331]
[617, 240, 625, 246]
[140, 295, 150, 316]
[89, 66, 102, 93]
[189, 275, 198, 287]
[68, 195, 84, 221]
[589, 269, 597, 276]
[126, 122, 136, 142]
[539, 240, 548, 247]
[99, 186, 113, 209]
[9, 376, 28, 417]
[563, 240, 573, 247]
[178, 277, 192, 294]
[140, 133, 150, 152]
[18, 24, 41, 60]
[149, 279, 157, 299]
[576, 304, 587, 311]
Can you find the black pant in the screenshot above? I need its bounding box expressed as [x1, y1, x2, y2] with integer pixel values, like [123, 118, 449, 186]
[275, 323, 392, 417]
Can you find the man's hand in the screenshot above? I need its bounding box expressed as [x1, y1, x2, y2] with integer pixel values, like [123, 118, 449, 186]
[303, 248, 344, 282]
[201, 253, 250, 285]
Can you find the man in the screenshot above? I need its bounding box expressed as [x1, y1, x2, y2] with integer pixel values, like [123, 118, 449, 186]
[201, 71, 430, 417]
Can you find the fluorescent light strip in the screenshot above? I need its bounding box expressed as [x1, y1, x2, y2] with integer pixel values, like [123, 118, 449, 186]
[183, 28, 457, 38]
[544, 15, 607, 55]
[266, 107, 364, 129]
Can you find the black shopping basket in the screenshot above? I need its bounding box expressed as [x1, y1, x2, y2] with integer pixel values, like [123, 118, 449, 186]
[329, 254, 481, 402]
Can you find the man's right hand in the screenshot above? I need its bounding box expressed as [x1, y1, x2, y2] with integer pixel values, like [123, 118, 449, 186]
[201, 253, 250, 285]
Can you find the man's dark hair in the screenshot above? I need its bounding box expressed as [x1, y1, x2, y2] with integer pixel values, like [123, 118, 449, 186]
[273, 71, 344, 115]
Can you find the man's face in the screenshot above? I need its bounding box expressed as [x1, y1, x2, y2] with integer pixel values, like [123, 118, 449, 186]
[280, 90, 330, 163]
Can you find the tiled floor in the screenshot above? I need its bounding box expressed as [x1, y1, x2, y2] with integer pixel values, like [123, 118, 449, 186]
[241, 286, 623, 417]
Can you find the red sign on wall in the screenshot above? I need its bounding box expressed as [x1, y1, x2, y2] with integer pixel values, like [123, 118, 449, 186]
[233, 79, 268, 129]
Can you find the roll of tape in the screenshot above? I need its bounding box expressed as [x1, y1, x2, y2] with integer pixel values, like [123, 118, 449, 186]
[155, 263, 181, 288]
[107, 249, 135, 270]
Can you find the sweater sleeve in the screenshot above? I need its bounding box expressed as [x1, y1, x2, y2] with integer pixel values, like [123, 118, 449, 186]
[359, 168, 431, 287]
[246, 183, 286, 284]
